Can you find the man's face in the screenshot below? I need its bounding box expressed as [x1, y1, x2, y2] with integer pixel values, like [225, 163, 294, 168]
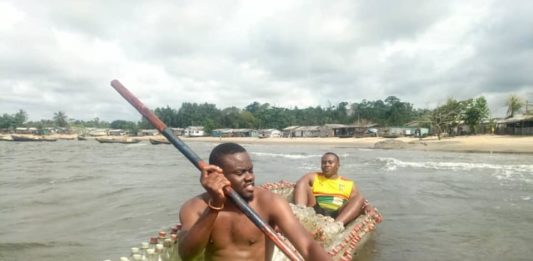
[321, 154, 339, 178]
[219, 152, 255, 200]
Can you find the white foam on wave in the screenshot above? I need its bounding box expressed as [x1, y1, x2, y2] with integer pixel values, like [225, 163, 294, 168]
[252, 152, 320, 159]
[377, 157, 533, 174]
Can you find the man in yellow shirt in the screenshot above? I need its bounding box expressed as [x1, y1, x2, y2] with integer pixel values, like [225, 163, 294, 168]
[294, 152, 382, 226]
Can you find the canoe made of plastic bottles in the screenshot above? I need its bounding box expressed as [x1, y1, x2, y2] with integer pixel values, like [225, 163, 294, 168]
[116, 180, 381, 261]
[263, 181, 381, 261]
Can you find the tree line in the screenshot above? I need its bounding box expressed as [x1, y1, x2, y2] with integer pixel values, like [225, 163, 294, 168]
[1, 94, 526, 136]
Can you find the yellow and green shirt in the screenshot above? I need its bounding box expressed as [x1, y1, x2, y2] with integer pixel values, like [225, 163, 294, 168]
[312, 173, 354, 216]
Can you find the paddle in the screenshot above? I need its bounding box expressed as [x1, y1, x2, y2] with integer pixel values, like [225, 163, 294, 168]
[110, 80, 302, 261]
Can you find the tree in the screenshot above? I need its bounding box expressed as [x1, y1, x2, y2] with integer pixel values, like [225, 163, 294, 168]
[53, 111, 69, 128]
[13, 109, 27, 127]
[155, 106, 178, 127]
[462, 97, 489, 134]
[428, 98, 464, 139]
[110, 120, 138, 135]
[384, 96, 415, 126]
[506, 94, 524, 118]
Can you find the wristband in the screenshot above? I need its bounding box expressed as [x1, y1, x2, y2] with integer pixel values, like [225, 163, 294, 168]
[208, 199, 224, 211]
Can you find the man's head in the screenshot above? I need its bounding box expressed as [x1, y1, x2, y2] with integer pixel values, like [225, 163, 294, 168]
[321, 152, 340, 178]
[209, 143, 255, 200]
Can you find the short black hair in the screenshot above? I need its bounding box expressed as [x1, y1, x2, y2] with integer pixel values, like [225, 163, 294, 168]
[322, 152, 340, 163]
[209, 142, 247, 167]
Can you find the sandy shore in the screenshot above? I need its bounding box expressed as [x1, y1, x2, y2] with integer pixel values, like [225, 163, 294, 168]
[4, 133, 531, 154]
[177, 135, 533, 154]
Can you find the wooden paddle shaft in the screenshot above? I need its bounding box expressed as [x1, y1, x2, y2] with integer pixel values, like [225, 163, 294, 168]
[110, 79, 302, 261]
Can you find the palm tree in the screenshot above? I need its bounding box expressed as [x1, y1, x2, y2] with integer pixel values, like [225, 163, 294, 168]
[53, 111, 69, 127]
[506, 95, 524, 118]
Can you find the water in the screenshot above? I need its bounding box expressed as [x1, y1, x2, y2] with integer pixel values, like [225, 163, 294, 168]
[1, 140, 532, 261]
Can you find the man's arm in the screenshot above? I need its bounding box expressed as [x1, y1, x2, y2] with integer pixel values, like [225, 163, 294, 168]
[178, 164, 230, 260]
[268, 193, 332, 261]
[335, 185, 364, 225]
[293, 172, 315, 207]
[178, 198, 219, 259]
[337, 186, 382, 225]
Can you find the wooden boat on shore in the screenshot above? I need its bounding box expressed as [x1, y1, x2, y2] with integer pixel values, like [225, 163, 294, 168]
[149, 137, 170, 145]
[117, 181, 381, 261]
[95, 137, 141, 144]
[11, 134, 57, 142]
[0, 134, 13, 141]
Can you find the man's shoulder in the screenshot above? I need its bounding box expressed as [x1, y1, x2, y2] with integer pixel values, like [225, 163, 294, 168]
[254, 187, 285, 203]
[180, 193, 208, 210]
[338, 176, 354, 182]
[303, 171, 319, 180]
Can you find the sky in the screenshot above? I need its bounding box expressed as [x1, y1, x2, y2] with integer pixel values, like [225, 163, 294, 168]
[1, 0, 532, 122]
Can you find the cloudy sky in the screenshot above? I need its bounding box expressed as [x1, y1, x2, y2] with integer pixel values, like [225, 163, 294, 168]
[1, 0, 532, 122]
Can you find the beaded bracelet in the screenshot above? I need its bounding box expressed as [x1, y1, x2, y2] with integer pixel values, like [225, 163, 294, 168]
[208, 199, 224, 211]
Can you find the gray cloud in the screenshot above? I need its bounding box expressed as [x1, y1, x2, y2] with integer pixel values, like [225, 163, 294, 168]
[1, 0, 531, 122]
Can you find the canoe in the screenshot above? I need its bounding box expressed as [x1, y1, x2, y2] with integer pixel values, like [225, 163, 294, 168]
[95, 137, 141, 144]
[11, 134, 57, 142]
[149, 137, 170, 145]
[0, 134, 13, 141]
[264, 181, 381, 261]
[116, 181, 381, 261]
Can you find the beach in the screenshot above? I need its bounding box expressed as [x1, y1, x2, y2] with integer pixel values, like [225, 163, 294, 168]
[3, 133, 532, 154]
[177, 135, 533, 154]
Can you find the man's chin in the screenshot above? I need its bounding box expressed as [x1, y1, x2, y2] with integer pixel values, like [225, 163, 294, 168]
[241, 193, 254, 201]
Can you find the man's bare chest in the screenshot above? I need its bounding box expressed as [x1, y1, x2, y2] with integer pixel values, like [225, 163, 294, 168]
[210, 211, 266, 246]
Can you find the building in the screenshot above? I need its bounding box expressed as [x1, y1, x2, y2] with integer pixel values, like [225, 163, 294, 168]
[184, 126, 205, 137]
[258, 129, 282, 138]
[496, 115, 533, 135]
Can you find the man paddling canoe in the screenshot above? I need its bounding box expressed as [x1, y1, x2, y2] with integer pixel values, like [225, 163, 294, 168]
[294, 152, 382, 226]
[178, 143, 331, 260]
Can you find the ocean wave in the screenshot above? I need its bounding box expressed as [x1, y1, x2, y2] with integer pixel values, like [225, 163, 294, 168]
[252, 152, 320, 159]
[96, 187, 133, 199]
[0, 241, 82, 251]
[377, 157, 533, 174]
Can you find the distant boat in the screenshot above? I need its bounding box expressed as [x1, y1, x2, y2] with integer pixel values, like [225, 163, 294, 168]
[95, 137, 141, 144]
[0, 134, 13, 141]
[77, 135, 88, 141]
[11, 134, 57, 142]
[149, 137, 170, 145]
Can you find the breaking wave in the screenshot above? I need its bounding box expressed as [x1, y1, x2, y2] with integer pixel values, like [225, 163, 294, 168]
[252, 152, 320, 159]
[377, 157, 533, 174]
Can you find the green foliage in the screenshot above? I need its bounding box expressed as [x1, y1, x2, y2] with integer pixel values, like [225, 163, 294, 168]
[462, 97, 489, 134]
[110, 120, 138, 135]
[0, 109, 27, 129]
[506, 94, 524, 118]
[53, 111, 69, 128]
[427, 98, 466, 139]
[0, 95, 496, 136]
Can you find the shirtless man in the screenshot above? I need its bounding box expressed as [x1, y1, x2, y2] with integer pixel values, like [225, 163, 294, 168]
[294, 152, 382, 226]
[178, 143, 331, 260]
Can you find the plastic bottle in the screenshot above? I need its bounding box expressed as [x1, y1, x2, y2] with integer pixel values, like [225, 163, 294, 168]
[145, 248, 157, 261]
[149, 237, 159, 250]
[158, 231, 167, 243]
[140, 242, 149, 261]
[130, 247, 140, 260]
[155, 243, 165, 261]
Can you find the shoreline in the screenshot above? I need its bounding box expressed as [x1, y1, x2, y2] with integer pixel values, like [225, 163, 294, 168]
[179, 135, 533, 154]
[3, 134, 532, 154]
